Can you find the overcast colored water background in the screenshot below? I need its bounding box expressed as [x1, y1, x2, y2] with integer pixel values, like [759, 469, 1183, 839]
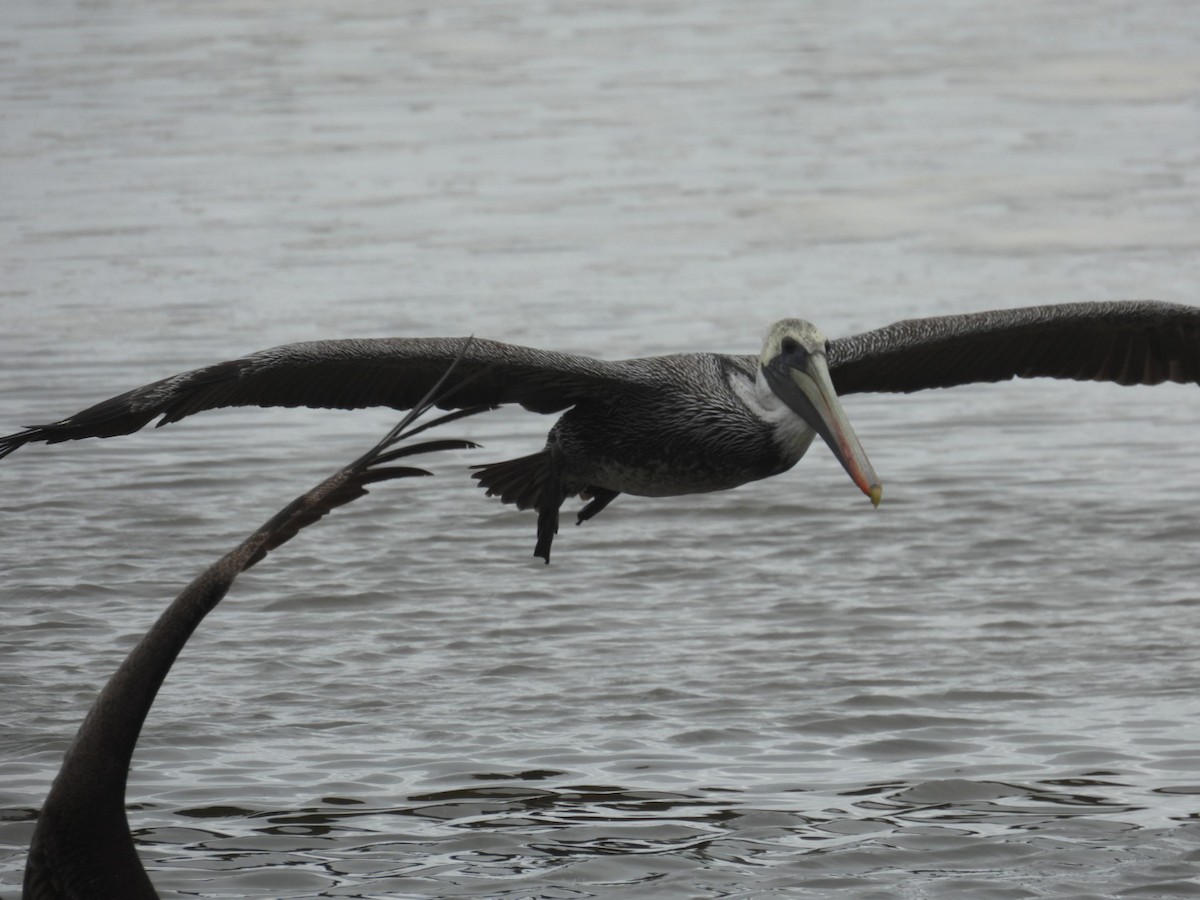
[3, 1, 1200, 897]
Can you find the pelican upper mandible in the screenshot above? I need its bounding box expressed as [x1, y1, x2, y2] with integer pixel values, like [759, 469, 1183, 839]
[3, 300, 1198, 561]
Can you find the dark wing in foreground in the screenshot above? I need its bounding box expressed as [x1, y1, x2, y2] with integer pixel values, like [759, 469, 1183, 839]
[23, 361, 484, 900]
[827, 300, 1200, 395]
[1, 337, 630, 458]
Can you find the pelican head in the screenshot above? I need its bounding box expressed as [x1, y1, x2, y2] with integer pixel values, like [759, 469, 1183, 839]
[760, 319, 883, 507]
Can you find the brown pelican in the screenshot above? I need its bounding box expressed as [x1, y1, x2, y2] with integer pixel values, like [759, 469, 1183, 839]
[22, 363, 484, 900]
[4, 301, 1199, 562]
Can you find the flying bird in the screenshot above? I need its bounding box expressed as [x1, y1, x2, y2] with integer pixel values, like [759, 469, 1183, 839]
[4, 301, 1199, 562]
[23, 359, 485, 900]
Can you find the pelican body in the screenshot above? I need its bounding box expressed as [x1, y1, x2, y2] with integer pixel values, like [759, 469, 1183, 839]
[472, 320, 880, 559]
[4, 301, 1198, 561]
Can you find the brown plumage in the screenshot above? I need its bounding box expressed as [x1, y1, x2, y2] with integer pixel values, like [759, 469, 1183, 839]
[4, 301, 1199, 561]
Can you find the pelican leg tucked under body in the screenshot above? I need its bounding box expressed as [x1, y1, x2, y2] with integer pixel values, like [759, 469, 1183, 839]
[3, 301, 1198, 562]
[471, 319, 881, 560]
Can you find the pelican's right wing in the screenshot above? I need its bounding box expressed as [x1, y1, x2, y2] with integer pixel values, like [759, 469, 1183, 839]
[0, 336, 633, 458]
[826, 300, 1200, 396]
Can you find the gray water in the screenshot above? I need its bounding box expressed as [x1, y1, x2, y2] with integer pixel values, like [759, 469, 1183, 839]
[3, 1, 1200, 897]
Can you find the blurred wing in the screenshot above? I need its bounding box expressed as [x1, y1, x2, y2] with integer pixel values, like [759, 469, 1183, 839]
[827, 301, 1200, 395]
[21, 359, 481, 900]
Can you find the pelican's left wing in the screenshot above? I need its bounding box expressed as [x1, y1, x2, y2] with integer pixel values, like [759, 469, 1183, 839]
[1, 336, 638, 459]
[826, 300, 1200, 395]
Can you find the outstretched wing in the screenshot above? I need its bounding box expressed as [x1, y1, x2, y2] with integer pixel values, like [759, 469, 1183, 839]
[22, 355, 483, 900]
[1, 336, 633, 458]
[827, 300, 1200, 395]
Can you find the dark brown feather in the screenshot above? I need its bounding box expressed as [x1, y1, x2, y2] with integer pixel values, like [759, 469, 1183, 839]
[826, 300, 1200, 395]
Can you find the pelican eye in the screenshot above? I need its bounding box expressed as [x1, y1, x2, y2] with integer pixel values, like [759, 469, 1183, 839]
[778, 336, 809, 369]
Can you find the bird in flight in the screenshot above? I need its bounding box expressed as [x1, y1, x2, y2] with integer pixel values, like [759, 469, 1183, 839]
[4, 301, 1198, 562]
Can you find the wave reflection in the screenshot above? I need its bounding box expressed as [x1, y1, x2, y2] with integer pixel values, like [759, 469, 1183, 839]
[81, 771, 1198, 898]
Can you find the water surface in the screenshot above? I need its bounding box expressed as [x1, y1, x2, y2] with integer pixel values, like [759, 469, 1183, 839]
[3, 1, 1200, 897]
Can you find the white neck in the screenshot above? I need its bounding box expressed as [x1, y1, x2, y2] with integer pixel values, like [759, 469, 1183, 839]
[729, 368, 816, 463]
